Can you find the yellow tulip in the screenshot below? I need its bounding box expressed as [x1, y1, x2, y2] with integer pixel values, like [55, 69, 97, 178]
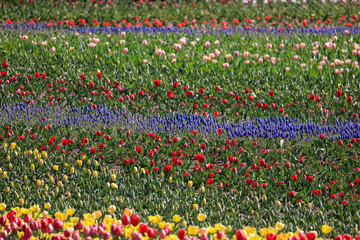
[77, 160, 82, 167]
[6, 155, 10, 161]
[2, 171, 7, 179]
[275, 222, 285, 231]
[111, 183, 118, 189]
[193, 204, 199, 211]
[31, 164, 35, 171]
[55, 212, 68, 221]
[3, 143, 7, 149]
[149, 215, 162, 225]
[93, 171, 98, 177]
[111, 174, 116, 181]
[53, 165, 59, 171]
[19, 198, 24, 206]
[172, 215, 182, 222]
[10, 142, 16, 150]
[188, 225, 199, 235]
[158, 221, 168, 229]
[187, 181, 193, 188]
[66, 208, 76, 216]
[197, 213, 207, 222]
[169, 177, 173, 182]
[215, 224, 224, 231]
[134, 167, 138, 173]
[44, 203, 51, 209]
[225, 225, 232, 233]
[108, 205, 116, 213]
[321, 225, 333, 234]
[260, 228, 268, 237]
[41, 151, 48, 158]
[0, 203, 7, 211]
[70, 167, 75, 174]
[203, 198, 206, 206]
[208, 226, 216, 234]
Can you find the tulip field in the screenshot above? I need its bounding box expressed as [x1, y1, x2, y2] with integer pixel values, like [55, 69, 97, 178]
[2, 0, 360, 240]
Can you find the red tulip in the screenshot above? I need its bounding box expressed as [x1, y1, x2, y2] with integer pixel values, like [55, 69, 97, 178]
[289, 191, 296, 197]
[266, 233, 277, 240]
[121, 214, 131, 225]
[136, 146, 142, 153]
[269, 91, 274, 96]
[178, 229, 186, 239]
[154, 79, 161, 86]
[131, 215, 140, 226]
[336, 90, 343, 97]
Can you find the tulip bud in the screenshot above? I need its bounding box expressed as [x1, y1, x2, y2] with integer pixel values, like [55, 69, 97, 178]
[203, 198, 206, 206]
[276, 200, 281, 207]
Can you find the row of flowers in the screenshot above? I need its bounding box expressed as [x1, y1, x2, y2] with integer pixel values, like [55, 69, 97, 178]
[0, 206, 340, 240]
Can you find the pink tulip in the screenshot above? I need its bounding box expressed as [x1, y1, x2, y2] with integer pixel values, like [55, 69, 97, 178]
[83, 226, 91, 236]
